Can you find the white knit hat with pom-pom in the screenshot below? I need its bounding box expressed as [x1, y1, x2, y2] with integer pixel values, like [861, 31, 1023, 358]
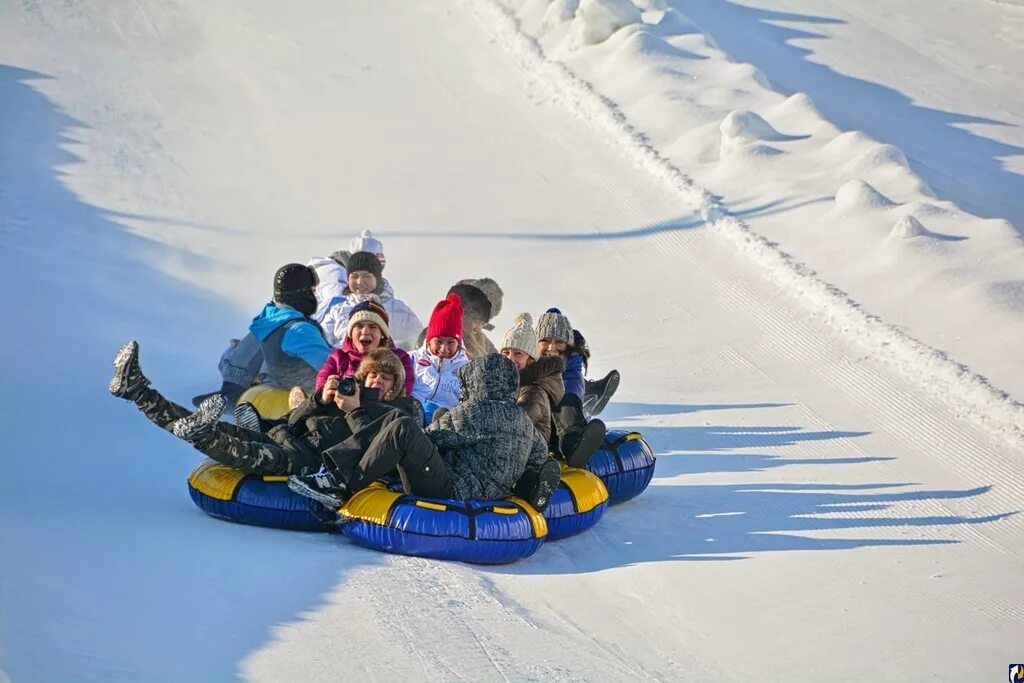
[348, 230, 385, 266]
[501, 313, 538, 360]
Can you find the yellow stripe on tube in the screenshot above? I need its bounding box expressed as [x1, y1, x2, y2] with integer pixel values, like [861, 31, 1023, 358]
[238, 384, 291, 419]
[560, 465, 610, 513]
[339, 483, 401, 525]
[508, 496, 548, 538]
[188, 461, 247, 501]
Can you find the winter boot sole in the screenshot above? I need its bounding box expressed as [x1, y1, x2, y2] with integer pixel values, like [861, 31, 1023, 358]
[566, 419, 606, 469]
[583, 370, 620, 418]
[109, 340, 146, 399]
[531, 458, 563, 512]
[233, 402, 263, 432]
[172, 394, 228, 442]
[191, 391, 220, 409]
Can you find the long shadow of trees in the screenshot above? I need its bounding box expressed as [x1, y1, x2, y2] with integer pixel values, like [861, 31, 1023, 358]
[505, 401, 1013, 575]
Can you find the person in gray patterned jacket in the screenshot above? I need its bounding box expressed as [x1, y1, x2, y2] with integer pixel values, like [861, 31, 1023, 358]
[289, 353, 549, 507]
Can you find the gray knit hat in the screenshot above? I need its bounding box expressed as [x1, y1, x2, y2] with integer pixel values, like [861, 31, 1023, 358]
[500, 313, 538, 360]
[535, 307, 573, 345]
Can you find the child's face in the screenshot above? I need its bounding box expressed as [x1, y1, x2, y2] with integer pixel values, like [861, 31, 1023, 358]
[501, 348, 532, 371]
[364, 371, 395, 397]
[538, 338, 567, 357]
[428, 336, 459, 360]
[348, 271, 377, 295]
[350, 322, 383, 353]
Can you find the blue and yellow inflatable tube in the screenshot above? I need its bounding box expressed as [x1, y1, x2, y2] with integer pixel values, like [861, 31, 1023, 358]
[586, 430, 656, 505]
[237, 384, 291, 419]
[188, 460, 332, 532]
[337, 483, 547, 564]
[544, 465, 609, 541]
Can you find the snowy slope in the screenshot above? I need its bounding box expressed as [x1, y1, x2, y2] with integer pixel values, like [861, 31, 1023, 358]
[2, 1, 1022, 681]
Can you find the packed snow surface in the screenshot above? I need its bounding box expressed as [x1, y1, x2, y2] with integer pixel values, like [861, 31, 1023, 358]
[1, 0, 1022, 681]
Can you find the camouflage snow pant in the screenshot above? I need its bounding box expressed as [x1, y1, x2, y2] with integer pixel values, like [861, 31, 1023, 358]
[131, 386, 317, 475]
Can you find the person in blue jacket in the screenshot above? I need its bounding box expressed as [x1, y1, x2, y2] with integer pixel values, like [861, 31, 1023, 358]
[194, 264, 332, 407]
[535, 308, 606, 467]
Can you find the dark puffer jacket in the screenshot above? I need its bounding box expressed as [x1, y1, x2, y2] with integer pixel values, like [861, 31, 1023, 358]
[262, 390, 421, 473]
[427, 354, 548, 500]
[517, 355, 565, 444]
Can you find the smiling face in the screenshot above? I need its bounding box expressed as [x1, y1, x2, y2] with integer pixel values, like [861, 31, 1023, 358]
[348, 271, 377, 295]
[350, 322, 383, 353]
[501, 348, 532, 371]
[364, 370, 396, 398]
[428, 336, 460, 360]
[538, 338, 567, 358]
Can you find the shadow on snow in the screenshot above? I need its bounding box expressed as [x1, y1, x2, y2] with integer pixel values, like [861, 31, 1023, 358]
[0, 64, 374, 683]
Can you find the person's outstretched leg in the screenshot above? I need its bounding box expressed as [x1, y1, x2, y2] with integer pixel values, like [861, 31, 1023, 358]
[350, 415, 453, 498]
[110, 343, 307, 475]
[110, 340, 192, 431]
[293, 414, 453, 506]
[554, 393, 605, 468]
[583, 369, 620, 418]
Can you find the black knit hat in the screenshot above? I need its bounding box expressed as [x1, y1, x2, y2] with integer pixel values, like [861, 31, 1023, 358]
[448, 283, 491, 323]
[273, 264, 319, 316]
[347, 251, 383, 279]
[274, 264, 318, 298]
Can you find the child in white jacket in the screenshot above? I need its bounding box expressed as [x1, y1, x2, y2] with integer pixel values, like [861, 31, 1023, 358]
[411, 293, 471, 422]
[320, 251, 423, 350]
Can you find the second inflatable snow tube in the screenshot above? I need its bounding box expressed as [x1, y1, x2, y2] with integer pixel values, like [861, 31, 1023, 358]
[188, 460, 332, 532]
[337, 482, 547, 564]
[543, 465, 609, 541]
[238, 384, 291, 419]
[586, 430, 656, 505]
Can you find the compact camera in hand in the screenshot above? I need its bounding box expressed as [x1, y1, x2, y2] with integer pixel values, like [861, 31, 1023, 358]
[336, 377, 357, 396]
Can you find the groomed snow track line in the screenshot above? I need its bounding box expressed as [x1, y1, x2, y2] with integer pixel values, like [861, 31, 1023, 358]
[466, 0, 1024, 447]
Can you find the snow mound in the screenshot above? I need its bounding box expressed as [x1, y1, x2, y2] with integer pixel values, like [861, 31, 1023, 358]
[567, 0, 643, 48]
[888, 215, 934, 241]
[653, 8, 699, 36]
[723, 61, 770, 89]
[844, 143, 910, 172]
[719, 109, 784, 157]
[542, 0, 579, 30]
[835, 179, 896, 211]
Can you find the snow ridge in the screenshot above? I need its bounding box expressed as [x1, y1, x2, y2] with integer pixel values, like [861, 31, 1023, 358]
[466, 0, 1024, 444]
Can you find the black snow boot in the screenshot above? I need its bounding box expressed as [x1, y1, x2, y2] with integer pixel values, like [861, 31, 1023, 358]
[109, 340, 150, 400]
[233, 401, 263, 433]
[171, 394, 228, 443]
[583, 369, 620, 418]
[561, 419, 606, 469]
[288, 470, 350, 509]
[514, 458, 562, 512]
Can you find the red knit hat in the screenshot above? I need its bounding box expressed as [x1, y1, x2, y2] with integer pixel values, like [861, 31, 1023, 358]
[426, 293, 464, 343]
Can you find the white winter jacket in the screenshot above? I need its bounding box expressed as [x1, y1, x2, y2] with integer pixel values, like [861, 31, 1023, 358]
[307, 256, 348, 322]
[410, 346, 471, 410]
[321, 285, 424, 351]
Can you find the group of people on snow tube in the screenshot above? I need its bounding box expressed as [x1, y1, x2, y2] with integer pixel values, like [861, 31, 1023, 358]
[109, 231, 620, 512]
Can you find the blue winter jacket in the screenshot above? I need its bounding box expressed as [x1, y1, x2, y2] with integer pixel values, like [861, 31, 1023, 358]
[562, 352, 585, 401]
[249, 303, 332, 371]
